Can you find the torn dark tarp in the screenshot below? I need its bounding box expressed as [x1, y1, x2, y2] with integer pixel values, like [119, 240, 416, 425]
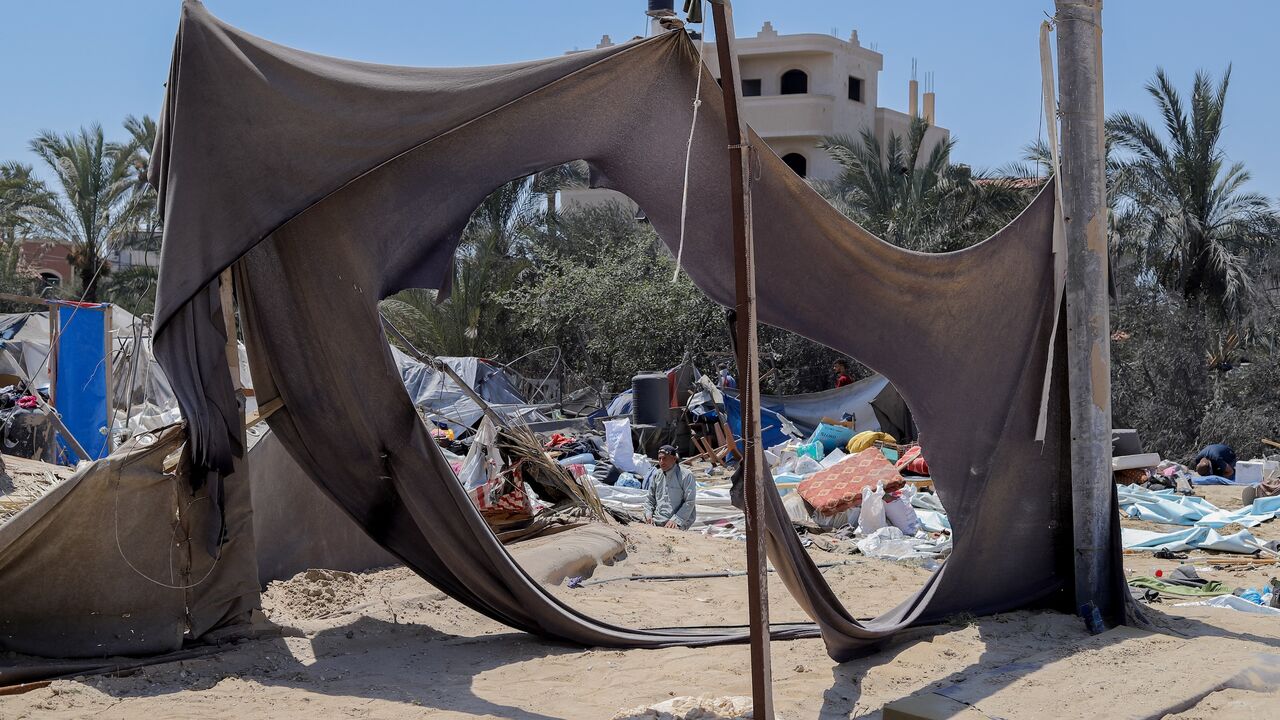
[149, 1, 1124, 661]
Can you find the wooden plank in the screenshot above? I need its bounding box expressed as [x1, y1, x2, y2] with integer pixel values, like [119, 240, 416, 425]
[709, 1, 773, 716]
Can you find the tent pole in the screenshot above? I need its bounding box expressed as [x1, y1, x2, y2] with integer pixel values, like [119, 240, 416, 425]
[1055, 0, 1115, 630]
[708, 1, 774, 716]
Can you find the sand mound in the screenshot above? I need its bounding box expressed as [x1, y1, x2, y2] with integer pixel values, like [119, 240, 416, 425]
[261, 568, 367, 620]
[613, 695, 758, 720]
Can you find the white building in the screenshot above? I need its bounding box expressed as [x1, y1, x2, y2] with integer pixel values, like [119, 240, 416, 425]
[561, 20, 949, 210]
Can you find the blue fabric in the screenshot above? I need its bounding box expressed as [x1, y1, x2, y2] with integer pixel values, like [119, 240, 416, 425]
[1122, 526, 1260, 554]
[1191, 474, 1240, 486]
[54, 303, 111, 463]
[1118, 484, 1280, 528]
[722, 392, 791, 450]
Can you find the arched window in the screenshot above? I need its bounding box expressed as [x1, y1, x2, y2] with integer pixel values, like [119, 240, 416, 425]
[38, 271, 61, 287]
[780, 69, 808, 95]
[781, 153, 807, 178]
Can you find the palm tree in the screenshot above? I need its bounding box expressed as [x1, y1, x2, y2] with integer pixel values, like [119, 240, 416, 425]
[381, 173, 547, 356]
[118, 114, 161, 237]
[531, 160, 588, 219]
[818, 117, 1031, 253]
[1107, 67, 1279, 319]
[27, 124, 139, 301]
[0, 162, 51, 242]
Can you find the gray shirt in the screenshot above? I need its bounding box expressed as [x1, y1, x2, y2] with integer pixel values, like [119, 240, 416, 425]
[645, 463, 698, 529]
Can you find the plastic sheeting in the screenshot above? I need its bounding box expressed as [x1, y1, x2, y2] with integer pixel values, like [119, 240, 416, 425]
[1118, 484, 1280, 528]
[1121, 526, 1263, 554]
[734, 374, 890, 437]
[393, 347, 546, 433]
[1175, 595, 1280, 615]
[722, 392, 796, 449]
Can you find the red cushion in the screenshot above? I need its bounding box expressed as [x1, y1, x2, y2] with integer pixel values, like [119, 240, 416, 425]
[797, 448, 905, 515]
[895, 445, 930, 476]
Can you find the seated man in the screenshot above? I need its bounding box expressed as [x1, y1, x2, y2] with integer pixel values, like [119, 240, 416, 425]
[644, 445, 697, 529]
[1193, 443, 1237, 480]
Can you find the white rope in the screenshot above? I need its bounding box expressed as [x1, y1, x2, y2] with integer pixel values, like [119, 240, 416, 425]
[672, 1, 707, 282]
[113, 463, 223, 590]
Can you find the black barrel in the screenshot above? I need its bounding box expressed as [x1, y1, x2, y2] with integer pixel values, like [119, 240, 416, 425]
[631, 373, 669, 426]
[646, 1, 675, 17]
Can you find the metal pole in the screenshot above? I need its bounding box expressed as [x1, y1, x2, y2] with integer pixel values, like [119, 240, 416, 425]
[707, 2, 773, 715]
[1055, 0, 1114, 631]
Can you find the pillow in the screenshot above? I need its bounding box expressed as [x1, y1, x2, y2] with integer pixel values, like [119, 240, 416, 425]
[895, 445, 930, 476]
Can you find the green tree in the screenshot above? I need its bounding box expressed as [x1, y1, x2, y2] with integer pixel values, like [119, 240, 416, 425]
[381, 173, 548, 356]
[499, 203, 724, 391]
[1107, 67, 1279, 319]
[26, 124, 139, 301]
[0, 162, 52, 243]
[107, 115, 162, 315]
[818, 117, 1033, 253]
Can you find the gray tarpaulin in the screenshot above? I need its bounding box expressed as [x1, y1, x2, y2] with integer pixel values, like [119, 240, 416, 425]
[149, 1, 1125, 661]
[0, 425, 259, 658]
[248, 425, 397, 585]
[726, 374, 892, 437]
[393, 348, 545, 433]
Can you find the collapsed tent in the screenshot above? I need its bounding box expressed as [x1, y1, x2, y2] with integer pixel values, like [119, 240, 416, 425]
[147, 2, 1124, 662]
[393, 347, 548, 433]
[721, 373, 907, 439]
[0, 425, 259, 659]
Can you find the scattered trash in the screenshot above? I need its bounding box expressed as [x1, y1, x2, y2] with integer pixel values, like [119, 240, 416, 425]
[856, 527, 918, 561]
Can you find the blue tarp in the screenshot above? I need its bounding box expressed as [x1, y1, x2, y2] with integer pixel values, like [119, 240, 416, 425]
[1117, 484, 1280, 528]
[54, 303, 111, 463]
[1191, 474, 1242, 485]
[722, 392, 793, 449]
[1121, 526, 1262, 554]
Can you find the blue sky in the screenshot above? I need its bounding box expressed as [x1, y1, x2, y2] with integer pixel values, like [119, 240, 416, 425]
[4, 1, 1278, 195]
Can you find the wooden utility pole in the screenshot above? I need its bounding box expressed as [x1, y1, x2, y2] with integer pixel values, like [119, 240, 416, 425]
[1055, 0, 1114, 630]
[707, 1, 774, 715]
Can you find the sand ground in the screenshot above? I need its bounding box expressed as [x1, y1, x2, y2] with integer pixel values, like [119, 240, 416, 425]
[4, 484, 1279, 719]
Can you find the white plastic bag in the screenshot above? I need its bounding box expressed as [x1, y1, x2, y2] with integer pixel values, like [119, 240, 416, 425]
[857, 526, 918, 560]
[779, 456, 824, 476]
[884, 495, 922, 535]
[605, 418, 639, 472]
[858, 483, 887, 535]
[458, 417, 502, 492]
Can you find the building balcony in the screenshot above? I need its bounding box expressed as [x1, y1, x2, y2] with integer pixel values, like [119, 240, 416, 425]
[741, 94, 835, 139]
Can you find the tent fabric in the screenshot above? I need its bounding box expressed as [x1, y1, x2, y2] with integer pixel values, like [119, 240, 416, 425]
[247, 425, 398, 585]
[1121, 526, 1262, 554]
[1118, 483, 1280, 529]
[722, 392, 795, 450]
[148, 2, 1124, 661]
[730, 374, 891, 437]
[392, 348, 544, 433]
[0, 425, 259, 658]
